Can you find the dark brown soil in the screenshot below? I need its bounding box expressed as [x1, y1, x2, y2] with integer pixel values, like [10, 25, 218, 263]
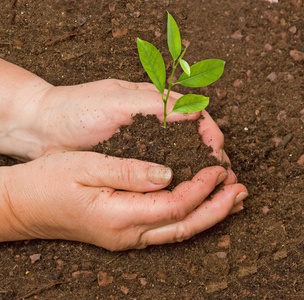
[0, 0, 303, 299]
[93, 114, 222, 190]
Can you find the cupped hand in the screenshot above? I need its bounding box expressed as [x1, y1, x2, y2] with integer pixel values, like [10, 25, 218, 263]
[4, 151, 248, 251]
[37, 80, 227, 161]
[35, 79, 235, 183]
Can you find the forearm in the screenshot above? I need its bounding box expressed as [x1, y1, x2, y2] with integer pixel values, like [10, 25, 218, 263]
[0, 59, 53, 160]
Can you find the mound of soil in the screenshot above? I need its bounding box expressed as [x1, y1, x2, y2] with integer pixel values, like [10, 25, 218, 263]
[93, 114, 222, 190]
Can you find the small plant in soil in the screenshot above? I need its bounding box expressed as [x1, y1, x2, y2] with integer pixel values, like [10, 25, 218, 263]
[137, 12, 225, 128]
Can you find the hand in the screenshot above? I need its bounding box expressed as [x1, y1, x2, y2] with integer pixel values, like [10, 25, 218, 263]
[37, 80, 236, 182]
[38, 80, 223, 155]
[3, 151, 248, 251]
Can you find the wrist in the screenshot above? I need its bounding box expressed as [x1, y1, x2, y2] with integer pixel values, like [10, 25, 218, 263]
[0, 166, 33, 241]
[0, 59, 53, 160]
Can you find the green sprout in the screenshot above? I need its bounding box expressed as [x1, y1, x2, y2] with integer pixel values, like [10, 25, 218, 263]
[137, 12, 225, 128]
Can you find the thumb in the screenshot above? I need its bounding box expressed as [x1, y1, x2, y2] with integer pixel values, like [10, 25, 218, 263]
[78, 152, 173, 192]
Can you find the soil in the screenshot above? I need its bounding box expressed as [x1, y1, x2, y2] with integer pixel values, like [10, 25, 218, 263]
[0, 0, 303, 299]
[93, 114, 223, 191]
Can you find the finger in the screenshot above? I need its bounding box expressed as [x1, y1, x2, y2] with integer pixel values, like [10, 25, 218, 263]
[116, 80, 201, 122]
[221, 151, 238, 185]
[77, 152, 173, 192]
[107, 166, 228, 227]
[224, 167, 237, 184]
[139, 184, 248, 247]
[198, 111, 237, 184]
[228, 190, 248, 214]
[198, 110, 224, 160]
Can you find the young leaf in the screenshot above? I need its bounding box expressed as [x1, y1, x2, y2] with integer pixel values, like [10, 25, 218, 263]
[179, 58, 190, 76]
[171, 94, 209, 113]
[177, 59, 225, 87]
[167, 12, 181, 61]
[137, 38, 166, 94]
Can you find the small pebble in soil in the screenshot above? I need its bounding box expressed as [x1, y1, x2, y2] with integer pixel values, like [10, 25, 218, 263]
[72, 270, 93, 279]
[120, 286, 129, 295]
[130, 11, 141, 18]
[273, 249, 287, 261]
[215, 88, 227, 100]
[139, 277, 147, 286]
[246, 70, 252, 78]
[238, 266, 257, 278]
[262, 206, 270, 214]
[283, 72, 294, 81]
[289, 25, 297, 34]
[231, 30, 243, 40]
[264, 43, 273, 51]
[97, 271, 114, 287]
[56, 259, 64, 269]
[112, 28, 128, 38]
[205, 281, 228, 293]
[216, 118, 230, 128]
[270, 137, 282, 147]
[290, 49, 304, 62]
[108, 3, 116, 12]
[215, 251, 228, 263]
[276, 110, 287, 121]
[29, 253, 41, 264]
[266, 72, 277, 82]
[77, 16, 87, 26]
[217, 235, 231, 248]
[233, 79, 243, 89]
[297, 154, 304, 166]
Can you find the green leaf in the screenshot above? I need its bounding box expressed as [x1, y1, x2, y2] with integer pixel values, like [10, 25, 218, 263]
[137, 38, 166, 94]
[172, 94, 209, 113]
[177, 59, 225, 87]
[179, 58, 190, 76]
[167, 12, 181, 61]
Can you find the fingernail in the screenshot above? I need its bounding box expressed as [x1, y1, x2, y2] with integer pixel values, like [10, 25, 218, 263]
[216, 172, 228, 185]
[148, 166, 173, 185]
[229, 205, 244, 215]
[234, 192, 248, 205]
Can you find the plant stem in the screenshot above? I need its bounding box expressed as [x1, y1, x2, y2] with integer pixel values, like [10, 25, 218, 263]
[162, 46, 188, 128]
[163, 60, 178, 128]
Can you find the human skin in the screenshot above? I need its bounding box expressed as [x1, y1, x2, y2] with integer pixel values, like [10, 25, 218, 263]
[0, 59, 248, 251]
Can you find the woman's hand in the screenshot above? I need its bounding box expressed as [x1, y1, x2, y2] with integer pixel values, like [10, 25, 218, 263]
[38, 80, 226, 159]
[1, 151, 248, 251]
[38, 80, 235, 182]
[37, 80, 236, 182]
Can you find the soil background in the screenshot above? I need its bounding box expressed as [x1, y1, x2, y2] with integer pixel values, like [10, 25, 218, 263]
[0, 0, 303, 299]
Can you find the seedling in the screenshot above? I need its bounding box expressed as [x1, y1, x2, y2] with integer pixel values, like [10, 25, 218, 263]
[137, 12, 225, 128]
